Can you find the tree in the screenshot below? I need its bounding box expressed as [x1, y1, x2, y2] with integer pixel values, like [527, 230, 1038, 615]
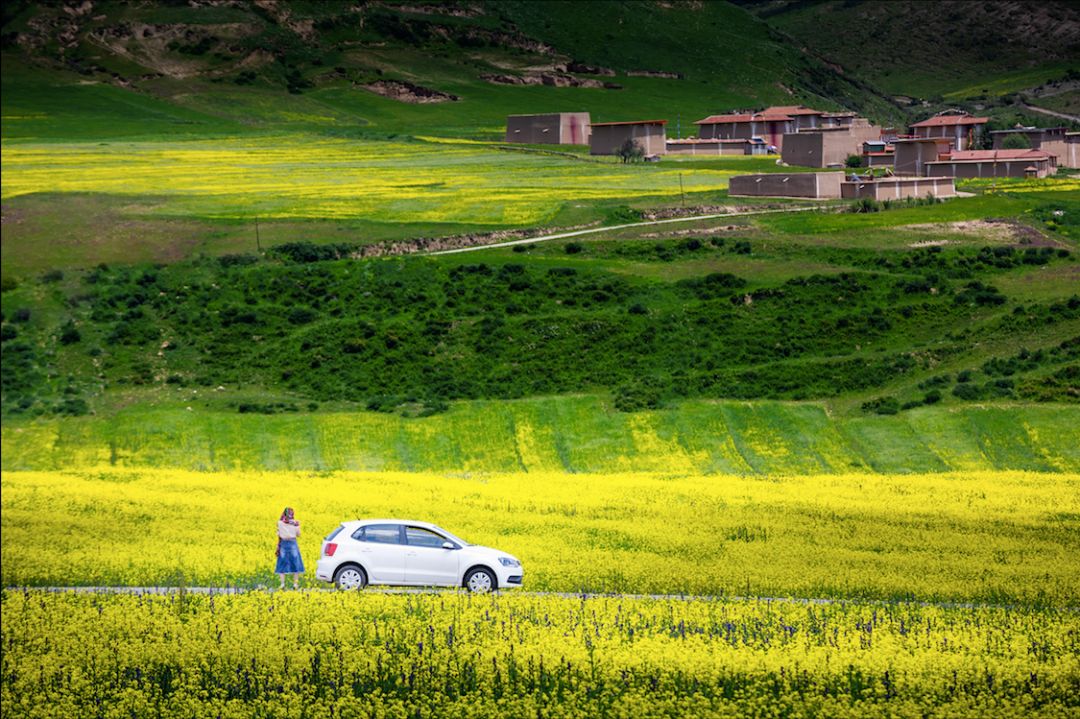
[616, 138, 645, 164]
[1001, 133, 1032, 149]
[845, 154, 863, 168]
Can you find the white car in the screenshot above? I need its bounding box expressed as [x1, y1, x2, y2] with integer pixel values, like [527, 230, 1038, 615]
[315, 519, 523, 592]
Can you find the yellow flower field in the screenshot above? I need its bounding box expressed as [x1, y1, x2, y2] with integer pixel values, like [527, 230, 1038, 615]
[2, 468, 1078, 604]
[0, 136, 735, 225]
[3, 591, 1078, 718]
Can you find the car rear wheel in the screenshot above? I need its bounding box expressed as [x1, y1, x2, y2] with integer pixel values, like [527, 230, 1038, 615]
[334, 565, 367, 590]
[464, 567, 496, 593]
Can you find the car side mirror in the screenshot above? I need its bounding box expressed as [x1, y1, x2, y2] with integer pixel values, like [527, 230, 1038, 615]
[442, 542, 457, 550]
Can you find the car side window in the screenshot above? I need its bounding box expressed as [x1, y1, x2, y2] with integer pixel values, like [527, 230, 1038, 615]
[355, 524, 403, 544]
[406, 527, 450, 549]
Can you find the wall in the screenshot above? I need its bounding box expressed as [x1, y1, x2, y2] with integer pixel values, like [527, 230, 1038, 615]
[1066, 134, 1080, 169]
[840, 176, 956, 200]
[923, 159, 1052, 178]
[590, 124, 667, 155]
[666, 140, 747, 155]
[506, 113, 591, 144]
[894, 140, 946, 175]
[729, 172, 843, 198]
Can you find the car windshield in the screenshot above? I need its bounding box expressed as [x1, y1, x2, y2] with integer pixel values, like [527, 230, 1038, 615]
[431, 525, 470, 547]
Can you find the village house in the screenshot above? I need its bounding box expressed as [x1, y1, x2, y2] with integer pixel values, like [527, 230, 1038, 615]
[780, 118, 881, 168]
[589, 119, 667, 156]
[1067, 132, 1080, 168]
[909, 111, 988, 151]
[505, 112, 591, 145]
[840, 176, 956, 201]
[990, 126, 1069, 164]
[862, 140, 894, 167]
[892, 137, 954, 176]
[924, 149, 1057, 179]
[693, 105, 869, 155]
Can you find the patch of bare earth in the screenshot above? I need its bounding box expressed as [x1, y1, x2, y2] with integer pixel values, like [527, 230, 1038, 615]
[363, 80, 458, 103]
[902, 219, 1060, 246]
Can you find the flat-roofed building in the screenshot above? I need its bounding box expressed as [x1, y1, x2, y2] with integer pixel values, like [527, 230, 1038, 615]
[924, 149, 1056, 178]
[1067, 132, 1080, 168]
[909, 112, 988, 151]
[505, 112, 591, 145]
[990, 126, 1068, 163]
[589, 119, 668, 156]
[780, 119, 881, 168]
[893, 137, 953, 175]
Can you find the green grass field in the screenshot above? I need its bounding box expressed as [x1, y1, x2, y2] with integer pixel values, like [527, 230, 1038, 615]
[4, 398, 1078, 475]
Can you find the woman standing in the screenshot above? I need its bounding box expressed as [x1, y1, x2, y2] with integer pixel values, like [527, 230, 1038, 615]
[275, 507, 304, 589]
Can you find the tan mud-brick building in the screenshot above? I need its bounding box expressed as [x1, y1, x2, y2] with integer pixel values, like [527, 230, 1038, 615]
[505, 113, 591, 145]
[990, 126, 1069, 164]
[924, 149, 1057, 178]
[909, 113, 988, 151]
[589, 120, 667, 156]
[892, 138, 953, 176]
[780, 119, 881, 168]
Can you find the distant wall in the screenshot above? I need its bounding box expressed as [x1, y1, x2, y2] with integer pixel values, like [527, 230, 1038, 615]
[841, 176, 956, 200]
[506, 113, 591, 144]
[894, 140, 945, 176]
[666, 140, 747, 155]
[924, 158, 1053, 178]
[1067, 134, 1080, 169]
[729, 172, 843, 198]
[590, 124, 666, 155]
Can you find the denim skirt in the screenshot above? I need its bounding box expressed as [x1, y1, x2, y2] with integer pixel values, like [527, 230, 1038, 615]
[275, 539, 305, 574]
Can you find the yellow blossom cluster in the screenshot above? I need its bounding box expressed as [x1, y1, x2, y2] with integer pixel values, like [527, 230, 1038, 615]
[2, 469, 1077, 605]
[3, 590, 1077, 718]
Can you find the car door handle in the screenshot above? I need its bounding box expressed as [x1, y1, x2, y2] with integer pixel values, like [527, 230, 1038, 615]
[359, 548, 372, 553]
[406, 551, 417, 557]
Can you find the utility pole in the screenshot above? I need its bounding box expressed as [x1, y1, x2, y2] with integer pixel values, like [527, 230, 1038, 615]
[679, 173, 685, 207]
[255, 216, 261, 252]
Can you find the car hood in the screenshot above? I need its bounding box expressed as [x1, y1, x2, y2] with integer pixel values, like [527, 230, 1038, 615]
[464, 545, 515, 560]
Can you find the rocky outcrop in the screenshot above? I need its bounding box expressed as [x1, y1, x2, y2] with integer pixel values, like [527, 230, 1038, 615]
[363, 79, 459, 103]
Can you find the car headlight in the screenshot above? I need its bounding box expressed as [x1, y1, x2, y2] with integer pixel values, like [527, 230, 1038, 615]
[498, 557, 520, 568]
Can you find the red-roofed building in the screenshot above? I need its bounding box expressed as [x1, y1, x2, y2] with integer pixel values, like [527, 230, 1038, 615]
[589, 119, 668, 156]
[923, 148, 1056, 178]
[695, 105, 873, 155]
[909, 112, 989, 151]
[990, 126, 1069, 165]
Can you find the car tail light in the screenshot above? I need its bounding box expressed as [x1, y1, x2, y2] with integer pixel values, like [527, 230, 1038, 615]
[324, 543, 337, 557]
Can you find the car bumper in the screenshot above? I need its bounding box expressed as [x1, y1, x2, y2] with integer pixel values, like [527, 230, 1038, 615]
[315, 557, 335, 583]
[496, 565, 524, 589]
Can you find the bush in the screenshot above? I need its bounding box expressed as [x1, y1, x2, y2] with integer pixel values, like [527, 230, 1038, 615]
[1000, 133, 1032, 150]
[923, 389, 942, 405]
[613, 380, 662, 412]
[564, 242, 584, 255]
[860, 396, 900, 415]
[59, 321, 81, 345]
[952, 383, 983, 400]
[845, 154, 863, 168]
[287, 307, 318, 325]
[41, 269, 64, 283]
[11, 308, 31, 323]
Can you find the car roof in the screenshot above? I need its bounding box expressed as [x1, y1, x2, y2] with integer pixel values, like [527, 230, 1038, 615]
[342, 519, 442, 530]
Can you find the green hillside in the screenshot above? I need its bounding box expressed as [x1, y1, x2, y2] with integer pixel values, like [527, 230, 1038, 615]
[4, 397, 1078, 474]
[0, 0, 901, 142]
[753, 1, 1080, 104]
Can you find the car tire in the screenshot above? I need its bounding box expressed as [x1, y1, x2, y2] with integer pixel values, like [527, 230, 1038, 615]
[334, 565, 367, 590]
[464, 567, 497, 593]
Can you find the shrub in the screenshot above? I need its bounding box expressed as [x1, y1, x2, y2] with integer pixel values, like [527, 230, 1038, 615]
[1000, 133, 1032, 150]
[41, 269, 64, 283]
[923, 389, 942, 404]
[845, 154, 863, 168]
[613, 380, 662, 412]
[59, 321, 81, 345]
[11, 308, 31, 323]
[616, 138, 645, 164]
[287, 307, 318, 325]
[860, 396, 899, 415]
[952, 383, 983, 400]
[564, 242, 584, 255]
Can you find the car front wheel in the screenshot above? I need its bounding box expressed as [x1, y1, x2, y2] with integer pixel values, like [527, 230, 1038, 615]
[464, 567, 496, 593]
[334, 565, 367, 590]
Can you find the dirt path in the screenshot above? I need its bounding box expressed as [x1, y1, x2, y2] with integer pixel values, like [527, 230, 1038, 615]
[427, 205, 823, 256]
[1023, 104, 1080, 124]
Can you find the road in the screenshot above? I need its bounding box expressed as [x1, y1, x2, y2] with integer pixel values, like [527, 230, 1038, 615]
[1022, 103, 1080, 124]
[426, 204, 824, 256]
[7, 586, 1063, 611]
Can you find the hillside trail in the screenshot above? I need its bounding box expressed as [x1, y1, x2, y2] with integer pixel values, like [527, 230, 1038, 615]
[427, 204, 824, 256]
[1022, 104, 1080, 124]
[11, 586, 1071, 611]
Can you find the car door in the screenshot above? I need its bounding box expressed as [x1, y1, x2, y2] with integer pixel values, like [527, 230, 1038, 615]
[354, 524, 406, 584]
[403, 526, 460, 586]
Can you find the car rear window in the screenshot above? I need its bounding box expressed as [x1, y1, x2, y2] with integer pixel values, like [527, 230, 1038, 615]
[353, 524, 402, 544]
[324, 525, 345, 542]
